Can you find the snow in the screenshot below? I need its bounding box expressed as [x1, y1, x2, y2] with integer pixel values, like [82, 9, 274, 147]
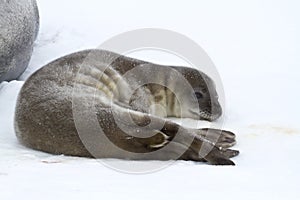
[1, 0, 300, 199]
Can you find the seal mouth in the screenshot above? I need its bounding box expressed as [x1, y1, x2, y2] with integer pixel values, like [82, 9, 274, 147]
[189, 109, 220, 121]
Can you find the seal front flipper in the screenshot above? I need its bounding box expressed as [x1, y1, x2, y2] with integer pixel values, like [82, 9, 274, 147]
[181, 133, 238, 165]
[197, 128, 237, 149]
[205, 147, 237, 165]
[106, 104, 238, 165]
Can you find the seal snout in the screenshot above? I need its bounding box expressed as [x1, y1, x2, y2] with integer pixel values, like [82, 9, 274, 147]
[198, 104, 222, 122]
[211, 101, 223, 120]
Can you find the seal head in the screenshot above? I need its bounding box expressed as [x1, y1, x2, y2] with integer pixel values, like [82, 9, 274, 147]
[169, 66, 222, 121]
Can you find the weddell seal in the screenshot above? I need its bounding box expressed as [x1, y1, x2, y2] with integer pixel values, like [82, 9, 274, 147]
[0, 0, 39, 82]
[14, 49, 239, 165]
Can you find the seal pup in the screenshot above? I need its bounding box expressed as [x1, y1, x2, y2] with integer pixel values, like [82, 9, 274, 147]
[15, 49, 239, 165]
[0, 0, 39, 82]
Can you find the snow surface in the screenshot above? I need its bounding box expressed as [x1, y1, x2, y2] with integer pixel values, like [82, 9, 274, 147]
[1, 0, 300, 199]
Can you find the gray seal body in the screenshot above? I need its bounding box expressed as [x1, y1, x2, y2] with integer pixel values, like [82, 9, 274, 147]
[0, 0, 39, 82]
[15, 49, 239, 165]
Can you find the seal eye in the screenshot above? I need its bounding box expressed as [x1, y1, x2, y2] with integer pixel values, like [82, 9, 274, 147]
[195, 92, 203, 99]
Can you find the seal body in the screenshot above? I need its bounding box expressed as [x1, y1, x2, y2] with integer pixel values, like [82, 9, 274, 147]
[14, 49, 238, 165]
[0, 0, 39, 82]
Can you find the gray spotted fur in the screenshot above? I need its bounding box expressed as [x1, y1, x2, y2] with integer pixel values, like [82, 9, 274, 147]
[0, 0, 39, 82]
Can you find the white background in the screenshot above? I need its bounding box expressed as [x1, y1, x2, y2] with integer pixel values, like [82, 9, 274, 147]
[0, 0, 300, 199]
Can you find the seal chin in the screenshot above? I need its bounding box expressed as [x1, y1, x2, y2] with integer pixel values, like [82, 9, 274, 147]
[201, 113, 220, 122]
[189, 109, 221, 122]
